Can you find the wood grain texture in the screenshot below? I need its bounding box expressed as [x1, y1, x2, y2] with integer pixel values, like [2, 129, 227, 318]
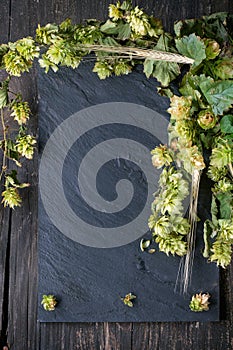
[0, 0, 233, 349]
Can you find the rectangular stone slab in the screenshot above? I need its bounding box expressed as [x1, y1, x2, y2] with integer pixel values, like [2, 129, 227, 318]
[38, 63, 219, 322]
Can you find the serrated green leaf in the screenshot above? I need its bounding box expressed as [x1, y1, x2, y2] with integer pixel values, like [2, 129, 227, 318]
[101, 36, 119, 47]
[200, 80, 233, 115]
[175, 33, 206, 67]
[214, 57, 233, 80]
[220, 115, 233, 134]
[153, 61, 180, 86]
[143, 58, 154, 78]
[100, 20, 118, 34]
[117, 23, 131, 40]
[174, 18, 203, 38]
[155, 33, 173, 51]
[216, 192, 233, 219]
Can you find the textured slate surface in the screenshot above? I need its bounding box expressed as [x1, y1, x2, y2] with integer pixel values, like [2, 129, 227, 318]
[38, 63, 219, 322]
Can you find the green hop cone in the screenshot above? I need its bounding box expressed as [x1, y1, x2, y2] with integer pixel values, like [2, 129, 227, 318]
[204, 39, 220, 60]
[189, 293, 210, 312]
[167, 95, 192, 121]
[1, 187, 22, 209]
[93, 61, 113, 79]
[155, 234, 187, 256]
[197, 109, 217, 130]
[108, 4, 123, 20]
[41, 294, 57, 311]
[210, 240, 232, 268]
[151, 145, 173, 169]
[127, 7, 149, 36]
[16, 135, 36, 159]
[11, 101, 30, 125]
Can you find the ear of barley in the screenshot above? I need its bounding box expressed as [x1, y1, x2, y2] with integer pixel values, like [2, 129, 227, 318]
[176, 169, 202, 294]
[77, 44, 195, 65]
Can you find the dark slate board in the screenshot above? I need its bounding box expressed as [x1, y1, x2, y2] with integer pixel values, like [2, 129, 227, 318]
[38, 63, 219, 322]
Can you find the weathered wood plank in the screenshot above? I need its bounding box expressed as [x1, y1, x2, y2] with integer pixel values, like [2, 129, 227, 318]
[0, 0, 10, 43]
[0, 207, 10, 334]
[0, 1, 13, 347]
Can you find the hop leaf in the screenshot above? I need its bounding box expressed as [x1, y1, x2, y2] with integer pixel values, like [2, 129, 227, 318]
[220, 114, 233, 134]
[214, 57, 233, 80]
[200, 80, 233, 116]
[175, 33, 206, 67]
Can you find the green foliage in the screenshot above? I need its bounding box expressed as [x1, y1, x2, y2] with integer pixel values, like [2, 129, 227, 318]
[11, 100, 30, 125]
[1, 170, 29, 209]
[149, 167, 189, 257]
[200, 80, 233, 115]
[214, 57, 233, 80]
[175, 33, 206, 67]
[0, 0, 232, 271]
[220, 114, 233, 134]
[174, 12, 233, 44]
[143, 34, 180, 86]
[152, 61, 180, 87]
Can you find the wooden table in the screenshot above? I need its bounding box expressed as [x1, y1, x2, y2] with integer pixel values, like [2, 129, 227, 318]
[0, 0, 233, 349]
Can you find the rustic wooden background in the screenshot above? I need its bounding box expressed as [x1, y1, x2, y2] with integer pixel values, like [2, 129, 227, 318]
[0, 0, 233, 349]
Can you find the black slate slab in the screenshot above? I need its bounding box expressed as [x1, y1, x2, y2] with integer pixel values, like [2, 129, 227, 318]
[38, 63, 219, 322]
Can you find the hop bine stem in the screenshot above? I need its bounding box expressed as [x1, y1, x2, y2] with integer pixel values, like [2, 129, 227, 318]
[0, 108, 7, 182]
